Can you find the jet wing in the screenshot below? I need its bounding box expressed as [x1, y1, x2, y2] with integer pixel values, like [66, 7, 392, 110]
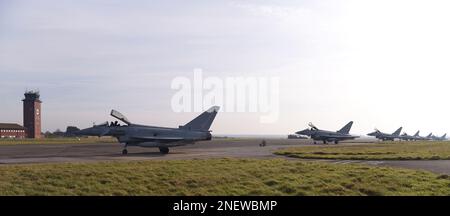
[130, 136, 185, 142]
[318, 134, 359, 139]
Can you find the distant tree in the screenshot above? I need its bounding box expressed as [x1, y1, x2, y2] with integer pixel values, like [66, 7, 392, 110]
[44, 131, 55, 138]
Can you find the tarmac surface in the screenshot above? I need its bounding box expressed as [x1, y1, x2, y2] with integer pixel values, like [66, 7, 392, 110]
[0, 138, 450, 174]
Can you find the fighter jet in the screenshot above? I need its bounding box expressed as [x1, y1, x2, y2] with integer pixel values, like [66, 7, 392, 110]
[412, 131, 432, 141]
[400, 131, 420, 141]
[367, 127, 402, 141]
[400, 133, 415, 141]
[431, 133, 447, 141]
[76, 106, 220, 154]
[425, 133, 433, 140]
[296, 121, 359, 144]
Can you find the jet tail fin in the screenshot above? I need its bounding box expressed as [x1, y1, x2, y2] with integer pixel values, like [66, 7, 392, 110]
[442, 134, 447, 139]
[392, 127, 402, 136]
[337, 121, 353, 134]
[181, 106, 220, 131]
[414, 131, 420, 137]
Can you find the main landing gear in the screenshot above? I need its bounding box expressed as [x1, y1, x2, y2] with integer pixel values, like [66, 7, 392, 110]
[122, 144, 128, 155]
[159, 147, 169, 154]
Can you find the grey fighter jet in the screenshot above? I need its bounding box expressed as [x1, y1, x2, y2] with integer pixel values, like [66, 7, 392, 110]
[76, 106, 220, 155]
[412, 131, 432, 141]
[296, 121, 359, 144]
[432, 133, 447, 141]
[400, 131, 420, 141]
[367, 127, 402, 141]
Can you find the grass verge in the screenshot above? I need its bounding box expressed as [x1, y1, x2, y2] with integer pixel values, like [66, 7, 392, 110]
[275, 141, 450, 160]
[0, 158, 449, 195]
[0, 137, 117, 145]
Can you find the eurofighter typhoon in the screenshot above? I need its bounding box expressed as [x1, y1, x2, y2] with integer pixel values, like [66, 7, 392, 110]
[367, 127, 402, 141]
[296, 122, 359, 144]
[76, 106, 220, 154]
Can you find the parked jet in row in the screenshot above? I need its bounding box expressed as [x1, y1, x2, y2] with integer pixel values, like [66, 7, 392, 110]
[76, 106, 220, 154]
[414, 131, 433, 141]
[367, 127, 402, 141]
[432, 134, 447, 141]
[400, 131, 419, 141]
[296, 121, 359, 144]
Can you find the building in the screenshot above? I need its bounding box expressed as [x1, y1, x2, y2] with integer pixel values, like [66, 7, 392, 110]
[0, 123, 26, 138]
[23, 91, 42, 138]
[0, 91, 43, 139]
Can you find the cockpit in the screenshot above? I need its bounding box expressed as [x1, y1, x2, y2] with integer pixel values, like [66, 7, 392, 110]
[110, 121, 121, 127]
[92, 110, 131, 128]
[111, 110, 131, 125]
[93, 121, 121, 127]
[308, 122, 319, 131]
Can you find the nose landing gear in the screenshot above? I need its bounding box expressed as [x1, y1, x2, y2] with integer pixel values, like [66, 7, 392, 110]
[259, 140, 267, 147]
[122, 143, 128, 155]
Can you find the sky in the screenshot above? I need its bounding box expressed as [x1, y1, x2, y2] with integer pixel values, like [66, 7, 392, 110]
[0, 0, 449, 136]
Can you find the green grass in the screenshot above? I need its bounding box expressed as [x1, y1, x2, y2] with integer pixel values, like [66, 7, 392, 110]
[0, 158, 449, 195]
[275, 141, 450, 160]
[0, 137, 117, 145]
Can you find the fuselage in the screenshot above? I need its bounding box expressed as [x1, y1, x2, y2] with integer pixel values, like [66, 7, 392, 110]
[400, 134, 417, 141]
[76, 124, 212, 147]
[296, 129, 357, 142]
[367, 131, 398, 141]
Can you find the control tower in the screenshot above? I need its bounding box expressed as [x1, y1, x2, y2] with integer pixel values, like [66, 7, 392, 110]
[23, 91, 42, 138]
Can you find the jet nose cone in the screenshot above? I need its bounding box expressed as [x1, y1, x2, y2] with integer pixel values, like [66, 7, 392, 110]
[296, 129, 308, 135]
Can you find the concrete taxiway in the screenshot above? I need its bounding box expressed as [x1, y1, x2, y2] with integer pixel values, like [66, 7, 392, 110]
[0, 138, 450, 175]
[0, 139, 298, 164]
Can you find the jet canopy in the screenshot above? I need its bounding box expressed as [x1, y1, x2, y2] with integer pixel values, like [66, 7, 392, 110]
[111, 110, 132, 125]
[308, 122, 319, 131]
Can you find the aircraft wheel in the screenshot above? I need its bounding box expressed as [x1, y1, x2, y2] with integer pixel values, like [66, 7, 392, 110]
[122, 149, 128, 155]
[323, 140, 327, 144]
[159, 147, 169, 154]
[334, 141, 339, 144]
[313, 141, 317, 144]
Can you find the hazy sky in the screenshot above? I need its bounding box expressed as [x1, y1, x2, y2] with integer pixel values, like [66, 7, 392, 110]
[0, 0, 449, 135]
